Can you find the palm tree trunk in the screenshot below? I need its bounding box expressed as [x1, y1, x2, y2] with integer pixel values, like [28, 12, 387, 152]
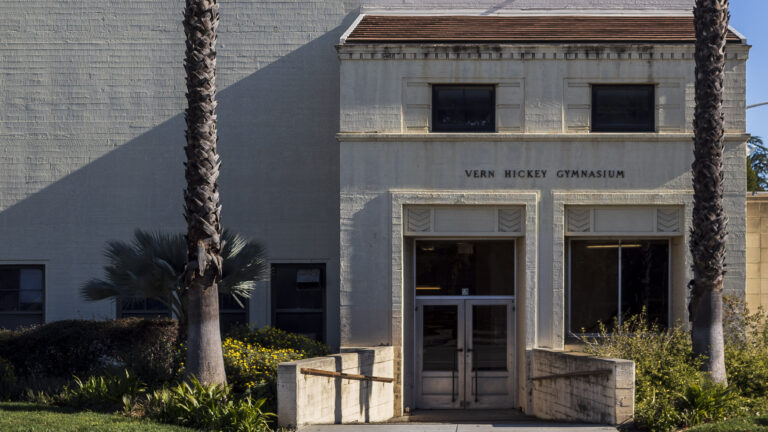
[182, 0, 226, 385]
[690, 0, 729, 385]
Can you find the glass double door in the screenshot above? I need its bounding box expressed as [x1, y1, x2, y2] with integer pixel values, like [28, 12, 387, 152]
[415, 299, 514, 409]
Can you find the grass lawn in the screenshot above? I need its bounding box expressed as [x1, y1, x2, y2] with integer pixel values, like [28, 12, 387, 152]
[686, 415, 768, 431]
[0, 402, 198, 432]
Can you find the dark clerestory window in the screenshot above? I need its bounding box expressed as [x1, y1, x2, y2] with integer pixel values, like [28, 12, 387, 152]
[591, 84, 655, 132]
[432, 85, 495, 132]
[0, 265, 44, 329]
[118, 294, 248, 334]
[271, 263, 325, 343]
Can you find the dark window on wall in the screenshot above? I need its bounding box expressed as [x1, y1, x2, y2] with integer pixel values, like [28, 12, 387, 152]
[271, 264, 325, 342]
[569, 239, 669, 334]
[119, 297, 172, 319]
[432, 85, 495, 132]
[0, 265, 44, 329]
[118, 294, 248, 334]
[591, 85, 655, 132]
[218, 294, 249, 334]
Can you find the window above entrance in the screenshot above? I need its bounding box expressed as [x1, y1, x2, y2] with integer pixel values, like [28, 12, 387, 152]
[415, 240, 515, 296]
[432, 85, 495, 132]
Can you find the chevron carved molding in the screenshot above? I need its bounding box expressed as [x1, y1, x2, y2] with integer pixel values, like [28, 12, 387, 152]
[566, 208, 592, 233]
[498, 208, 523, 233]
[657, 207, 681, 233]
[406, 208, 432, 233]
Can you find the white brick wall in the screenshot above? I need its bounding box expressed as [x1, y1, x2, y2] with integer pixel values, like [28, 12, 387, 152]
[0, 1, 360, 349]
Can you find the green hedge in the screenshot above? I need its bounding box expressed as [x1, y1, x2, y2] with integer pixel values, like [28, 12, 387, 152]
[0, 318, 179, 385]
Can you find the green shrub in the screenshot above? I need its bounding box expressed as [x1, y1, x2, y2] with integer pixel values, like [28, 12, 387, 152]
[0, 318, 180, 385]
[142, 377, 274, 432]
[676, 381, 736, 427]
[225, 326, 329, 358]
[221, 338, 305, 408]
[723, 298, 768, 399]
[581, 313, 708, 431]
[219, 326, 329, 408]
[0, 356, 17, 400]
[59, 370, 146, 413]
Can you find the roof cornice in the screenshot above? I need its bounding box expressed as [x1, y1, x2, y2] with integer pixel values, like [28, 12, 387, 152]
[336, 43, 750, 61]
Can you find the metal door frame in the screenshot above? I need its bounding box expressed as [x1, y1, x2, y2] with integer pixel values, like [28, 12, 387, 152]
[414, 298, 516, 409]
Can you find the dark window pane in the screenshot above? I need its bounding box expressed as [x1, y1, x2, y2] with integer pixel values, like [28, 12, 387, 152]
[145, 298, 170, 312]
[621, 240, 669, 325]
[416, 241, 515, 296]
[472, 305, 507, 371]
[432, 85, 495, 132]
[274, 312, 323, 341]
[219, 293, 246, 311]
[271, 264, 325, 342]
[570, 240, 619, 333]
[0, 266, 44, 329]
[272, 264, 324, 310]
[18, 269, 43, 311]
[0, 292, 19, 312]
[0, 270, 20, 291]
[422, 305, 458, 371]
[592, 85, 655, 132]
[220, 312, 248, 334]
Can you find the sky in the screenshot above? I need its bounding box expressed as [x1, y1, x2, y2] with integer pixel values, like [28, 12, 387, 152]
[731, 0, 768, 142]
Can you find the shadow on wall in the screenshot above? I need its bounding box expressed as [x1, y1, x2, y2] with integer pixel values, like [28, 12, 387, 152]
[0, 15, 356, 322]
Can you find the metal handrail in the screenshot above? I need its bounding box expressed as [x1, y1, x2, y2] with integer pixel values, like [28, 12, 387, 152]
[300, 368, 394, 383]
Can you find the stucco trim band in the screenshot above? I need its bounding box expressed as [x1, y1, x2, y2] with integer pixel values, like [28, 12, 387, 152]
[337, 133, 751, 142]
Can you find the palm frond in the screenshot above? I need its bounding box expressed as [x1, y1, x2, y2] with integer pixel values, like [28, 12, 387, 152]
[82, 229, 267, 322]
[219, 231, 268, 297]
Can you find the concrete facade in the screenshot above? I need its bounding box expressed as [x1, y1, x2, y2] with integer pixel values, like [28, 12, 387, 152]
[0, 0, 750, 426]
[337, 33, 748, 417]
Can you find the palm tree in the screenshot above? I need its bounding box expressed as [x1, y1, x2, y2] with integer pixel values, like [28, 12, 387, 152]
[81, 230, 268, 329]
[689, 0, 730, 384]
[182, 0, 226, 385]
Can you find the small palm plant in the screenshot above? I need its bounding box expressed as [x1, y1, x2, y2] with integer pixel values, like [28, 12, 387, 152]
[81, 229, 268, 327]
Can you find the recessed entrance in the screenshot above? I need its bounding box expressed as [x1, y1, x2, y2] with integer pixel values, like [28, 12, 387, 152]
[413, 240, 516, 409]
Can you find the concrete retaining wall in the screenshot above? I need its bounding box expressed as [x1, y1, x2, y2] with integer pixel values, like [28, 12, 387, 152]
[277, 346, 394, 428]
[531, 348, 634, 426]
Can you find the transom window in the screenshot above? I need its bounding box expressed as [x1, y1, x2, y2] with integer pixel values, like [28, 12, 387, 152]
[0, 265, 44, 329]
[432, 85, 495, 132]
[568, 239, 669, 334]
[591, 84, 655, 132]
[415, 240, 515, 296]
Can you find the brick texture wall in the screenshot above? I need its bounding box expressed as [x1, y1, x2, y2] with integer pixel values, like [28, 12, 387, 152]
[0, 1, 358, 341]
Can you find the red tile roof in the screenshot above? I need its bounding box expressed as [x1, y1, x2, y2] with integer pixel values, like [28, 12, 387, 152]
[345, 15, 743, 44]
